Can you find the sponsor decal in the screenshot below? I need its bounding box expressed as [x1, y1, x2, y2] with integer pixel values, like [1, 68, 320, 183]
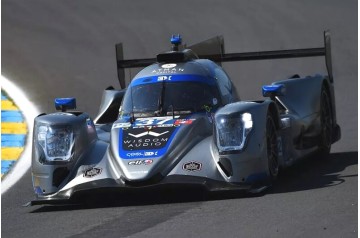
[128, 131, 169, 138]
[174, 119, 195, 125]
[122, 127, 173, 150]
[114, 116, 195, 131]
[115, 116, 194, 129]
[182, 161, 202, 172]
[131, 74, 214, 87]
[144, 151, 157, 156]
[119, 115, 194, 159]
[152, 68, 185, 74]
[123, 136, 169, 149]
[128, 159, 153, 165]
[113, 122, 132, 129]
[134, 124, 179, 129]
[83, 167, 102, 178]
[126, 151, 159, 157]
[157, 75, 172, 81]
[161, 64, 177, 69]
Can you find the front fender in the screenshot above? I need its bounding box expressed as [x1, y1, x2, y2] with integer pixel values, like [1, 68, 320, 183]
[215, 100, 276, 135]
[31, 112, 97, 195]
[213, 100, 277, 183]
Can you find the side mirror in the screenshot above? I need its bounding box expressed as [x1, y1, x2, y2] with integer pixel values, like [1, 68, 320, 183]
[262, 84, 285, 98]
[55, 98, 76, 112]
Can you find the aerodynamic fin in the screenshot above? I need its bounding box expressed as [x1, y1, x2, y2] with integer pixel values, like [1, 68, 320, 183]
[205, 30, 333, 82]
[115, 31, 332, 88]
[115, 43, 125, 89]
[187, 35, 225, 66]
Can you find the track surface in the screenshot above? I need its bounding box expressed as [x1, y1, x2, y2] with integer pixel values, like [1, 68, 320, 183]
[2, 0, 357, 237]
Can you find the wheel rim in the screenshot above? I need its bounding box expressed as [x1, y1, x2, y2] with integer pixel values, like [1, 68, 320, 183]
[266, 116, 278, 178]
[320, 91, 332, 150]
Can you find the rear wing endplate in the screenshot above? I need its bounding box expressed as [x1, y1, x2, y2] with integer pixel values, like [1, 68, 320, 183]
[116, 30, 333, 89]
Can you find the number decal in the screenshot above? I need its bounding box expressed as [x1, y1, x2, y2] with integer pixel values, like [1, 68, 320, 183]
[135, 116, 179, 126]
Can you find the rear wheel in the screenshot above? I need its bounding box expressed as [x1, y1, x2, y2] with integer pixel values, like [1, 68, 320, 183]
[266, 114, 279, 180]
[318, 88, 333, 158]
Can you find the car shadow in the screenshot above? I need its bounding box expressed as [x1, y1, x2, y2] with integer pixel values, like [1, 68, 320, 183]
[30, 151, 357, 213]
[29, 187, 208, 213]
[269, 151, 358, 194]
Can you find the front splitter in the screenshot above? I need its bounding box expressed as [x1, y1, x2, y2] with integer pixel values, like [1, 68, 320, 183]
[28, 175, 262, 206]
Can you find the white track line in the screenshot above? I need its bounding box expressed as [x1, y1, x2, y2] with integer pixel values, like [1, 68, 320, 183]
[1, 75, 40, 194]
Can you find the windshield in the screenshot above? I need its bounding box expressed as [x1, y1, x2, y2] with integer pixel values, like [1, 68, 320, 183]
[120, 82, 220, 116]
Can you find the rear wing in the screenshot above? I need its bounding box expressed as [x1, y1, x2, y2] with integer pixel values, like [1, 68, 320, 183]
[116, 30, 333, 89]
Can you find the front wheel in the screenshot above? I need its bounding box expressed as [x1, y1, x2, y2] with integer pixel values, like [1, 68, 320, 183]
[266, 114, 279, 180]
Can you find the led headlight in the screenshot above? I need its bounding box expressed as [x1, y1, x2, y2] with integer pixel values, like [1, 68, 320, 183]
[216, 112, 253, 152]
[36, 125, 75, 162]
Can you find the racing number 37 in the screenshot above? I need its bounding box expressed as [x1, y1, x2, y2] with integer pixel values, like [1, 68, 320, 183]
[135, 117, 176, 126]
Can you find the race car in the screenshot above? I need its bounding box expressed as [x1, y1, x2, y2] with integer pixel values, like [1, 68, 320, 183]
[29, 31, 341, 205]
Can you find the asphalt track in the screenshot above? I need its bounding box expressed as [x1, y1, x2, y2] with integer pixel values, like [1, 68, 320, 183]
[2, 0, 358, 237]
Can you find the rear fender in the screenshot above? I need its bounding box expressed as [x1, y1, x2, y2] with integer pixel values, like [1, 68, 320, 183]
[274, 75, 341, 143]
[274, 75, 325, 118]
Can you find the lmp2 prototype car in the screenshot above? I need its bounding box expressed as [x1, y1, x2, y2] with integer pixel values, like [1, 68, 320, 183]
[30, 31, 340, 205]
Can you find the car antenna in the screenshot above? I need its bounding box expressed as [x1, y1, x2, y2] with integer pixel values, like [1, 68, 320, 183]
[130, 85, 135, 124]
[156, 77, 167, 116]
[168, 103, 175, 119]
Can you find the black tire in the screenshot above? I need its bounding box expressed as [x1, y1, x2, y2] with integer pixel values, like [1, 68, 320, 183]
[318, 88, 333, 158]
[266, 114, 279, 180]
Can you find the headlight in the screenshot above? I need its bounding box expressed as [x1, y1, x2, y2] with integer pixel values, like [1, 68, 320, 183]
[36, 125, 75, 162]
[216, 112, 253, 152]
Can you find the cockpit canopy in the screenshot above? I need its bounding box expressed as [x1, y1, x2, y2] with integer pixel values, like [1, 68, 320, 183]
[120, 79, 221, 116]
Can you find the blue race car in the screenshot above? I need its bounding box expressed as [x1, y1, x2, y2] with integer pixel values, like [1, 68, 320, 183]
[30, 31, 340, 205]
